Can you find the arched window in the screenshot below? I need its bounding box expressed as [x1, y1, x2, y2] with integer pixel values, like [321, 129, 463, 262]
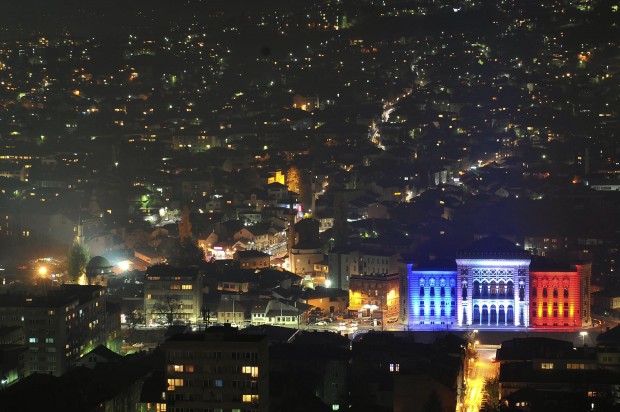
[462, 280, 468, 300]
[564, 288, 569, 299]
[507, 281, 514, 296]
[531, 280, 537, 297]
[498, 281, 506, 297]
[473, 281, 481, 298]
[490, 281, 497, 296]
[481, 281, 489, 297]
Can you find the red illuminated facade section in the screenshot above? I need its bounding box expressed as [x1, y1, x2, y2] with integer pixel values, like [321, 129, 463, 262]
[529, 263, 592, 329]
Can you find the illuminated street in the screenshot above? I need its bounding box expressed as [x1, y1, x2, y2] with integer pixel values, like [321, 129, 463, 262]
[464, 347, 498, 412]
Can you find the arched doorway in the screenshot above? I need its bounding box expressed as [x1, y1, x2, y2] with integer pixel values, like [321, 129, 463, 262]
[490, 305, 497, 325]
[482, 305, 489, 324]
[507, 305, 514, 324]
[473, 305, 480, 324]
[498, 305, 506, 325]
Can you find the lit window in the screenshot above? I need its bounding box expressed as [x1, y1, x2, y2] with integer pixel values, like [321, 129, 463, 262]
[541, 363, 554, 369]
[45, 338, 54, 344]
[242, 394, 259, 403]
[182, 285, 193, 290]
[389, 363, 400, 372]
[29, 338, 38, 343]
[242, 366, 259, 377]
[167, 378, 184, 390]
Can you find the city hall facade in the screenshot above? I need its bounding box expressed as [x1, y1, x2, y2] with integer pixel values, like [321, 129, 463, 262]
[405, 237, 591, 330]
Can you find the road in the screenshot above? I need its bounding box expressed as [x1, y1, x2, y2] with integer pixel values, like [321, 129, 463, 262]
[464, 347, 498, 412]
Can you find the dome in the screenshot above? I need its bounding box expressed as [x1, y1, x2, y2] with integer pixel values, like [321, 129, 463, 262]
[86, 256, 114, 277]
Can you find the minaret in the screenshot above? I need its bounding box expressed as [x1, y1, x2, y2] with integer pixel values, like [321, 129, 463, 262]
[76, 214, 85, 246]
[310, 177, 317, 220]
[287, 199, 296, 273]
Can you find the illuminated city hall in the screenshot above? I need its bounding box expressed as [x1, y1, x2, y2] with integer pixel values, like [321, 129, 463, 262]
[406, 237, 591, 330]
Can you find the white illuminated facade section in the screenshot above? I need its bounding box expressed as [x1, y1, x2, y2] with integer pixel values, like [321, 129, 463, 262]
[455, 258, 531, 328]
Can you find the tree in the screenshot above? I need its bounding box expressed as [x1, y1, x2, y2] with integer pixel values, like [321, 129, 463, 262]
[170, 237, 205, 266]
[287, 167, 313, 212]
[151, 294, 182, 326]
[125, 308, 145, 330]
[482, 376, 500, 412]
[67, 241, 89, 281]
[286, 166, 301, 194]
[178, 206, 193, 242]
[202, 305, 216, 325]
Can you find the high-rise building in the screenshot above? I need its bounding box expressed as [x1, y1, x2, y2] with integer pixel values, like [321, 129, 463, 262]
[404, 237, 591, 331]
[163, 325, 269, 412]
[0, 285, 108, 377]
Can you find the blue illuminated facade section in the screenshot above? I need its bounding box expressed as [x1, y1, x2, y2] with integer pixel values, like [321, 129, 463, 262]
[408, 270, 458, 326]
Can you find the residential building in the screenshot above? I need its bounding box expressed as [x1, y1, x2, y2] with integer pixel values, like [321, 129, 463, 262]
[0, 285, 108, 377]
[349, 273, 400, 322]
[234, 250, 271, 270]
[163, 325, 269, 412]
[144, 265, 203, 326]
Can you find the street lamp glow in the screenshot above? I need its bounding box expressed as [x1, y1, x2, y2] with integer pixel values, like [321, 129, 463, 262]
[38, 266, 47, 276]
[325, 279, 332, 288]
[118, 260, 131, 272]
[580, 331, 588, 346]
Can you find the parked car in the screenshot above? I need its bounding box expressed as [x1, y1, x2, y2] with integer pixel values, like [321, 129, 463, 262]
[315, 320, 328, 326]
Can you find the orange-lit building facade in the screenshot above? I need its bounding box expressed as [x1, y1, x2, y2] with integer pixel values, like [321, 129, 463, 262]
[405, 237, 591, 331]
[349, 273, 400, 321]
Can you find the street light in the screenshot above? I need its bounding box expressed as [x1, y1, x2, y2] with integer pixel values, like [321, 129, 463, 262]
[580, 331, 588, 346]
[38, 266, 47, 277]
